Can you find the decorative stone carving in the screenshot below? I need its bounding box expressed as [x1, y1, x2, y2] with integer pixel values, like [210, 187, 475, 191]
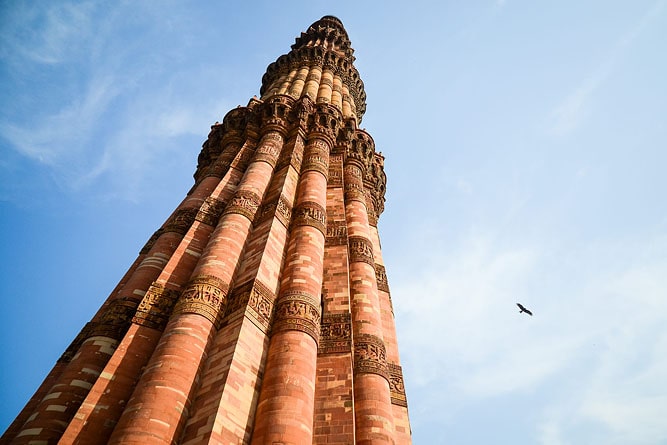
[272, 290, 321, 342]
[163, 208, 198, 236]
[140, 228, 164, 255]
[346, 130, 375, 172]
[302, 138, 330, 178]
[196, 197, 226, 227]
[58, 321, 96, 363]
[343, 163, 366, 203]
[261, 95, 294, 135]
[318, 312, 352, 355]
[292, 201, 326, 235]
[388, 363, 408, 407]
[348, 236, 374, 266]
[225, 280, 276, 332]
[307, 103, 341, 146]
[354, 333, 389, 380]
[223, 190, 262, 221]
[253, 131, 284, 167]
[327, 154, 344, 187]
[133, 282, 181, 330]
[91, 297, 137, 340]
[375, 264, 389, 293]
[325, 220, 347, 246]
[173, 275, 229, 328]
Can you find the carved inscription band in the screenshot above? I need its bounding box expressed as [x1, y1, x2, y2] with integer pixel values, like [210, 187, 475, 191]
[163, 208, 198, 236]
[375, 264, 389, 293]
[223, 190, 262, 221]
[224, 279, 276, 332]
[173, 275, 229, 328]
[196, 197, 226, 227]
[354, 333, 389, 380]
[253, 131, 283, 167]
[302, 139, 329, 177]
[348, 236, 374, 266]
[292, 201, 327, 235]
[133, 282, 181, 330]
[388, 363, 408, 407]
[318, 312, 352, 355]
[272, 290, 321, 342]
[326, 220, 348, 246]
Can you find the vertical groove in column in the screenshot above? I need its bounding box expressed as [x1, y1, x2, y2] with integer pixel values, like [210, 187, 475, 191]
[108, 114, 287, 444]
[252, 104, 338, 444]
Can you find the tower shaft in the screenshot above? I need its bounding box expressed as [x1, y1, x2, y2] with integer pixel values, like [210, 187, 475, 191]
[4, 16, 410, 445]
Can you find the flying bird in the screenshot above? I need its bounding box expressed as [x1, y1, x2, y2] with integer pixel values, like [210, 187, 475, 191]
[516, 303, 533, 316]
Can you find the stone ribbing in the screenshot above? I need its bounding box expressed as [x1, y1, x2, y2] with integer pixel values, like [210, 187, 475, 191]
[251, 121, 335, 444]
[108, 125, 285, 444]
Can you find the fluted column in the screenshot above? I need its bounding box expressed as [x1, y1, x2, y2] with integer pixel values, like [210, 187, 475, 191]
[108, 122, 286, 444]
[344, 131, 395, 444]
[251, 106, 336, 444]
[57, 120, 254, 444]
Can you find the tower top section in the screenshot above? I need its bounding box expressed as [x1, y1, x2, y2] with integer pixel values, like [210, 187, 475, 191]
[260, 16, 367, 121]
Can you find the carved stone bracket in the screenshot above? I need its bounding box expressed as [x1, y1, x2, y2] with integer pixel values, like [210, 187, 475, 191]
[133, 282, 181, 330]
[223, 190, 262, 221]
[318, 312, 352, 355]
[173, 275, 229, 328]
[354, 333, 389, 380]
[326, 220, 348, 246]
[375, 264, 389, 293]
[272, 290, 321, 342]
[196, 197, 226, 227]
[388, 363, 408, 407]
[292, 201, 327, 235]
[348, 236, 374, 266]
[164, 208, 198, 236]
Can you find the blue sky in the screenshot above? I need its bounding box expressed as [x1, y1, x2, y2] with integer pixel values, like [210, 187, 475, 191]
[1, 1, 666, 443]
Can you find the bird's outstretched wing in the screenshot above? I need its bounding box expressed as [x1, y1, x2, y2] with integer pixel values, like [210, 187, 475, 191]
[517, 303, 533, 316]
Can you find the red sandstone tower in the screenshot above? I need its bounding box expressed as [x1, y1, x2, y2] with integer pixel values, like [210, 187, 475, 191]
[3, 16, 411, 445]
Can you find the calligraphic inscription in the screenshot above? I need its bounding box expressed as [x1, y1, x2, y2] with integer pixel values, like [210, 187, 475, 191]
[272, 290, 321, 342]
[196, 197, 226, 227]
[253, 132, 283, 167]
[302, 139, 329, 177]
[224, 280, 276, 332]
[354, 333, 389, 380]
[173, 275, 229, 328]
[133, 282, 181, 330]
[223, 190, 261, 221]
[327, 154, 344, 187]
[326, 220, 348, 246]
[292, 201, 327, 235]
[388, 363, 408, 407]
[164, 208, 198, 236]
[318, 312, 352, 355]
[348, 236, 374, 266]
[91, 297, 137, 340]
[205, 157, 231, 179]
[140, 228, 164, 255]
[375, 264, 390, 293]
[276, 194, 292, 228]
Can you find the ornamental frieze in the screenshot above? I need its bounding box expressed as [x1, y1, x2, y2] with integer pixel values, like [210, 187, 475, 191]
[375, 264, 389, 293]
[325, 220, 348, 246]
[223, 190, 262, 221]
[318, 312, 352, 355]
[388, 363, 408, 407]
[91, 297, 137, 340]
[272, 290, 321, 342]
[164, 208, 198, 236]
[302, 139, 330, 177]
[327, 154, 344, 187]
[348, 236, 374, 266]
[354, 333, 389, 380]
[196, 197, 226, 227]
[173, 275, 229, 328]
[133, 282, 181, 330]
[292, 201, 327, 235]
[224, 280, 276, 333]
[275, 136, 305, 172]
[253, 131, 284, 167]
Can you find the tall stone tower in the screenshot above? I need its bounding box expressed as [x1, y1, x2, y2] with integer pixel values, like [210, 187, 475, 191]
[3, 16, 410, 444]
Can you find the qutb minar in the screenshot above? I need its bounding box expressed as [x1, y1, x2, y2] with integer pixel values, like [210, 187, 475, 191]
[3, 16, 411, 444]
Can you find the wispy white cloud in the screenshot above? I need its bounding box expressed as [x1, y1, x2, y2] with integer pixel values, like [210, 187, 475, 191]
[549, 0, 665, 135]
[392, 222, 667, 442]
